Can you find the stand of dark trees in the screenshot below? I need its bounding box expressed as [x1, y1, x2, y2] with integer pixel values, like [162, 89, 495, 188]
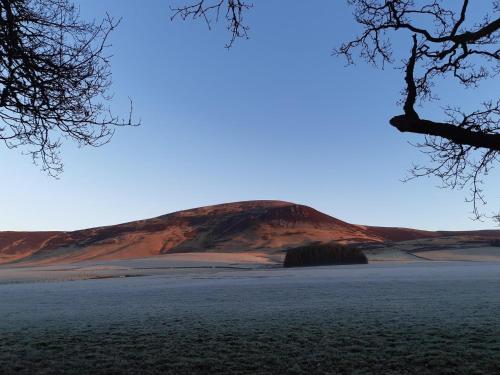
[283, 242, 368, 268]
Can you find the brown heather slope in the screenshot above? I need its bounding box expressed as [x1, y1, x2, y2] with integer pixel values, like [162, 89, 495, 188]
[1, 200, 499, 265]
[0, 231, 62, 264]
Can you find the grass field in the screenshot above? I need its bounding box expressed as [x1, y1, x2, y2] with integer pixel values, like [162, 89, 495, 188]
[1, 262, 499, 374]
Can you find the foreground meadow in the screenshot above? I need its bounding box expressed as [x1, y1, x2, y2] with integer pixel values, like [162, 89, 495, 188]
[0, 262, 499, 374]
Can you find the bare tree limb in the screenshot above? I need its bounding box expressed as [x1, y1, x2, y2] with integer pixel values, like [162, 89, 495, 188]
[336, 0, 499, 220]
[171, 0, 252, 48]
[0, 0, 138, 176]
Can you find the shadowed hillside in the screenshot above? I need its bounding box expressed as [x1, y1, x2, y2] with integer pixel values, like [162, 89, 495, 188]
[1, 200, 499, 265]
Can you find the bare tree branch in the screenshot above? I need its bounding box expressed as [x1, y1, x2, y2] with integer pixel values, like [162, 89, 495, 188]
[171, 0, 252, 48]
[336, 0, 499, 220]
[0, 0, 138, 176]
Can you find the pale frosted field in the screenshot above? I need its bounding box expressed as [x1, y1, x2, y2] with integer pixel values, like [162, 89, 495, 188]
[366, 244, 500, 263]
[1, 261, 500, 374]
[412, 246, 500, 261]
[0, 252, 281, 284]
[2, 245, 499, 284]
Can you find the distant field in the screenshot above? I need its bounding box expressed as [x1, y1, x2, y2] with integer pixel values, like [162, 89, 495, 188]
[1, 262, 499, 374]
[364, 237, 500, 263]
[2, 241, 500, 285]
[412, 246, 500, 261]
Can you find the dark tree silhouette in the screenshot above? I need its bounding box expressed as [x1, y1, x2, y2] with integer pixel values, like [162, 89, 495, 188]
[0, 0, 136, 176]
[336, 0, 499, 220]
[171, 0, 252, 48]
[283, 243, 368, 268]
[173, 0, 499, 221]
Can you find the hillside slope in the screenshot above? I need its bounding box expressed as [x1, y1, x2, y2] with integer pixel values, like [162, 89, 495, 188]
[1, 200, 498, 265]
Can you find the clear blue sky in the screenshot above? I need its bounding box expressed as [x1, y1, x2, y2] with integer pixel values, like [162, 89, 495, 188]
[1, 0, 499, 231]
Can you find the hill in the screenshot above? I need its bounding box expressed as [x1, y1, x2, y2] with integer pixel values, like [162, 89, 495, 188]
[1, 200, 498, 265]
